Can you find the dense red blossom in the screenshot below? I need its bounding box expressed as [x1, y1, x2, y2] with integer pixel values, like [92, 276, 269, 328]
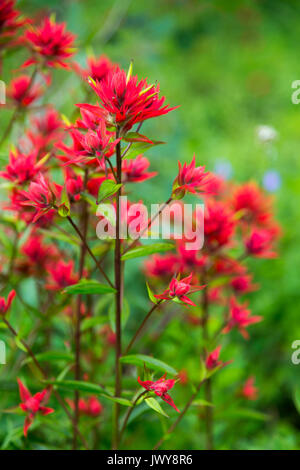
[46, 260, 79, 290]
[172, 155, 213, 198]
[17, 378, 54, 437]
[138, 374, 180, 413]
[8, 75, 42, 107]
[0, 0, 26, 45]
[67, 396, 103, 417]
[200, 200, 236, 250]
[144, 253, 179, 279]
[0, 148, 40, 184]
[154, 273, 205, 307]
[23, 17, 76, 69]
[80, 66, 177, 131]
[21, 232, 59, 271]
[19, 173, 61, 222]
[245, 227, 278, 258]
[231, 182, 272, 226]
[230, 273, 258, 295]
[223, 296, 262, 339]
[205, 346, 231, 370]
[58, 120, 119, 166]
[0, 289, 16, 315]
[64, 168, 84, 201]
[240, 376, 258, 400]
[76, 54, 115, 83]
[23, 107, 63, 155]
[122, 155, 157, 183]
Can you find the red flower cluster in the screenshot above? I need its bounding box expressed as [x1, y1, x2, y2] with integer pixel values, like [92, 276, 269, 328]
[138, 374, 180, 413]
[18, 379, 54, 437]
[154, 273, 205, 307]
[67, 396, 103, 417]
[23, 17, 76, 69]
[0, 290, 15, 316]
[80, 65, 177, 131]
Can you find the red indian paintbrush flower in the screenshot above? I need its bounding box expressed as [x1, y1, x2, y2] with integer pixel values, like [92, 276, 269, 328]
[154, 273, 205, 307]
[138, 374, 180, 413]
[46, 260, 79, 290]
[21, 232, 59, 270]
[64, 167, 83, 201]
[199, 200, 236, 250]
[205, 346, 232, 370]
[17, 378, 54, 437]
[240, 376, 258, 400]
[22, 17, 76, 69]
[144, 253, 179, 279]
[245, 227, 277, 258]
[230, 273, 258, 295]
[75, 54, 115, 83]
[122, 155, 157, 183]
[67, 396, 103, 417]
[172, 155, 213, 198]
[231, 182, 273, 226]
[0, 148, 40, 184]
[24, 107, 63, 155]
[0, 0, 26, 45]
[80, 65, 177, 131]
[19, 173, 61, 223]
[0, 289, 16, 316]
[58, 120, 120, 166]
[8, 75, 43, 107]
[223, 296, 262, 339]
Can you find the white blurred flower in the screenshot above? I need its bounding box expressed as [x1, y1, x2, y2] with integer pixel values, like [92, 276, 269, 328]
[256, 125, 278, 143]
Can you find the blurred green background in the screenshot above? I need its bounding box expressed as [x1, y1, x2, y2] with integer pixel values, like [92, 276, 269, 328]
[1, 0, 300, 449]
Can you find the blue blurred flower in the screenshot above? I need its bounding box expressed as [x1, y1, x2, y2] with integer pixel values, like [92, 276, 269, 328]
[263, 170, 281, 192]
[214, 159, 233, 180]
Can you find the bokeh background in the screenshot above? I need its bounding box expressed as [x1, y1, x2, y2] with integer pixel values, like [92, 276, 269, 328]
[1, 0, 300, 449]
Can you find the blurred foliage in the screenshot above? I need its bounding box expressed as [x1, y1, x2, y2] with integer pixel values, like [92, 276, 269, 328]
[1, 0, 300, 450]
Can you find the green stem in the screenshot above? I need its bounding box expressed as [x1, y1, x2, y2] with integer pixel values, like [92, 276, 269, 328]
[73, 169, 89, 450]
[3, 317, 89, 449]
[112, 130, 123, 450]
[124, 300, 163, 355]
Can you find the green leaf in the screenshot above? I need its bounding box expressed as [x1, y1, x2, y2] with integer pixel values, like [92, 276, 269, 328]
[123, 139, 165, 160]
[221, 407, 270, 421]
[45, 379, 110, 395]
[97, 180, 122, 203]
[14, 336, 27, 353]
[22, 351, 73, 366]
[120, 354, 177, 375]
[191, 399, 214, 407]
[121, 242, 174, 261]
[293, 388, 300, 415]
[123, 132, 153, 143]
[145, 397, 169, 418]
[102, 396, 133, 407]
[57, 185, 70, 217]
[81, 315, 106, 332]
[62, 279, 116, 295]
[39, 228, 79, 246]
[146, 282, 158, 304]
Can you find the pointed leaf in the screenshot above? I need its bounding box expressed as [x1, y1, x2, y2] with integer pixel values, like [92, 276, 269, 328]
[120, 354, 177, 375]
[122, 243, 174, 261]
[62, 279, 116, 295]
[145, 397, 169, 418]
